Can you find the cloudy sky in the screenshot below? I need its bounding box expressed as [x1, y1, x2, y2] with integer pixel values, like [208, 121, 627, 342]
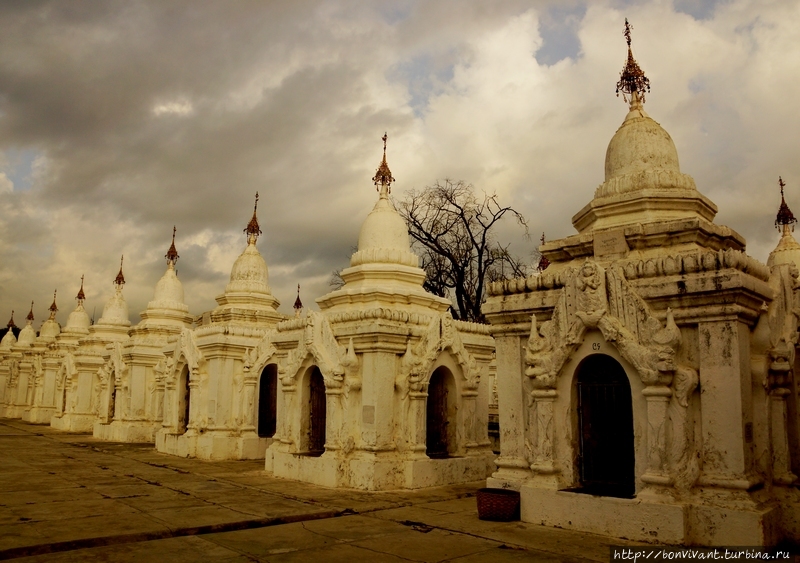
[0, 0, 797, 326]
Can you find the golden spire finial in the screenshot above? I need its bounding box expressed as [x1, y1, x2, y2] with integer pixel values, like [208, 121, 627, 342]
[76, 275, 86, 304]
[114, 255, 126, 287]
[49, 290, 58, 317]
[244, 192, 262, 244]
[293, 283, 303, 316]
[615, 19, 650, 107]
[7, 310, 16, 329]
[372, 132, 395, 196]
[776, 176, 797, 231]
[165, 225, 179, 265]
[537, 232, 550, 272]
[26, 301, 34, 323]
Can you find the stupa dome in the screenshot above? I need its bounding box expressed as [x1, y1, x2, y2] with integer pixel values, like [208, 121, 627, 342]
[594, 95, 697, 198]
[226, 243, 270, 294]
[98, 258, 132, 327]
[149, 264, 186, 308]
[358, 196, 411, 253]
[65, 304, 91, 332]
[605, 105, 680, 181]
[349, 134, 419, 269]
[17, 303, 36, 345]
[17, 324, 35, 345]
[99, 288, 131, 326]
[39, 318, 60, 339]
[768, 179, 800, 269]
[0, 329, 15, 349]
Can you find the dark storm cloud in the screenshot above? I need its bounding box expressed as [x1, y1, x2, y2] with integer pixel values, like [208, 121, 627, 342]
[0, 0, 797, 324]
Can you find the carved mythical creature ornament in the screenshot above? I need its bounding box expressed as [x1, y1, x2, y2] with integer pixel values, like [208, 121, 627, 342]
[525, 260, 697, 400]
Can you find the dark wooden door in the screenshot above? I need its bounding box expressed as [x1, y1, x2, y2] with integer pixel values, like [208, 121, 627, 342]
[308, 368, 326, 456]
[179, 369, 190, 434]
[258, 365, 277, 437]
[577, 354, 635, 498]
[109, 385, 116, 421]
[426, 372, 449, 459]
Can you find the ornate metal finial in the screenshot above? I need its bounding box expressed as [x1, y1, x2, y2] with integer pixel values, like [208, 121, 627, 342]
[372, 132, 395, 195]
[165, 225, 180, 265]
[114, 255, 126, 287]
[615, 19, 650, 106]
[244, 192, 262, 243]
[537, 232, 550, 272]
[76, 275, 86, 304]
[293, 284, 303, 316]
[26, 301, 34, 323]
[49, 290, 58, 315]
[776, 176, 797, 231]
[7, 310, 16, 329]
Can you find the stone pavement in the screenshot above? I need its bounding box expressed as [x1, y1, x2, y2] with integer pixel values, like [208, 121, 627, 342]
[0, 418, 648, 562]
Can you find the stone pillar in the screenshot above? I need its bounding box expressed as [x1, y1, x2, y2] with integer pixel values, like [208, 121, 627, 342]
[530, 389, 558, 482]
[187, 370, 200, 431]
[241, 368, 257, 431]
[697, 320, 752, 488]
[770, 388, 796, 485]
[407, 391, 427, 457]
[461, 389, 479, 450]
[490, 332, 532, 483]
[359, 352, 396, 452]
[325, 387, 343, 451]
[641, 385, 673, 485]
[278, 383, 296, 446]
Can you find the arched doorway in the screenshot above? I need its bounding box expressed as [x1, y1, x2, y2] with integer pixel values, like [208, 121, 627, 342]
[576, 354, 635, 498]
[108, 379, 117, 421]
[426, 366, 455, 459]
[308, 367, 326, 456]
[178, 366, 190, 434]
[257, 364, 278, 438]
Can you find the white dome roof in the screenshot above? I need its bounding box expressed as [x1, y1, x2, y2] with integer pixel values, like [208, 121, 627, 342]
[148, 264, 187, 309]
[64, 303, 91, 332]
[226, 242, 270, 294]
[0, 329, 16, 349]
[768, 226, 800, 269]
[38, 318, 60, 340]
[17, 323, 35, 345]
[358, 196, 410, 253]
[349, 190, 419, 268]
[605, 106, 680, 181]
[98, 288, 131, 327]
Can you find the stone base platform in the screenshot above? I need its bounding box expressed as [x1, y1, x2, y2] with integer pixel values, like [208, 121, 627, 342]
[22, 406, 56, 424]
[515, 485, 782, 546]
[155, 429, 269, 460]
[50, 412, 95, 432]
[269, 448, 495, 491]
[93, 420, 158, 443]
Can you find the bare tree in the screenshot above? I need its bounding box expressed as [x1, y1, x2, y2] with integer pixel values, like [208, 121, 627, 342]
[397, 179, 529, 322]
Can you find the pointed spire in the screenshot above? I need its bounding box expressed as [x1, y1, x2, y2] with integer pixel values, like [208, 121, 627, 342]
[776, 176, 797, 231]
[114, 255, 126, 287]
[6, 310, 16, 329]
[165, 226, 179, 266]
[48, 290, 58, 318]
[537, 232, 550, 272]
[293, 284, 303, 317]
[615, 19, 651, 107]
[372, 133, 395, 197]
[26, 301, 34, 323]
[76, 275, 86, 304]
[244, 192, 262, 244]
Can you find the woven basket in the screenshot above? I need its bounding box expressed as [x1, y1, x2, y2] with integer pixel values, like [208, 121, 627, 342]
[476, 488, 520, 521]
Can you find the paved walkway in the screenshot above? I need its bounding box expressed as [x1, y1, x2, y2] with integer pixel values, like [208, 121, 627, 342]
[0, 418, 646, 562]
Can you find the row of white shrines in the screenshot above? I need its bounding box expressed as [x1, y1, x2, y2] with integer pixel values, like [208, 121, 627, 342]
[0, 181, 498, 493]
[2, 46, 800, 546]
